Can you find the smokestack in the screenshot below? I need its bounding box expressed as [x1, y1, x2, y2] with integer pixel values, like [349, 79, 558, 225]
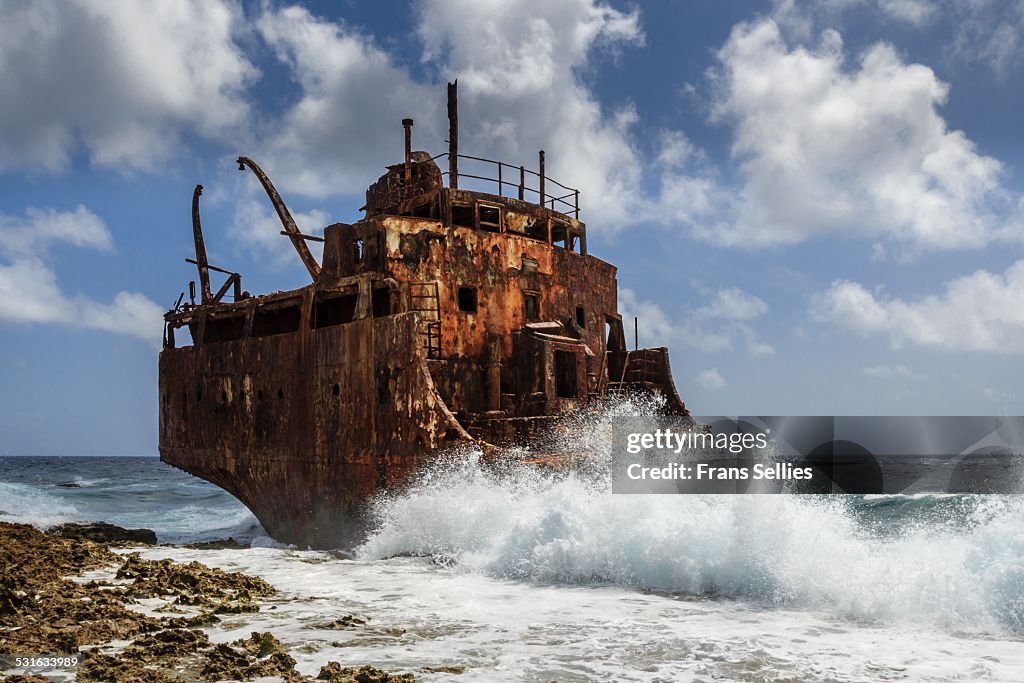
[402, 118, 414, 183]
[447, 81, 459, 189]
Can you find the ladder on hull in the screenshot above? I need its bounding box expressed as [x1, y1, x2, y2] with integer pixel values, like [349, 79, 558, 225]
[409, 281, 441, 359]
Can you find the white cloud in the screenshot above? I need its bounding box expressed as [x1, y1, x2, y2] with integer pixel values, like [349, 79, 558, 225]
[702, 19, 1014, 251]
[875, 0, 936, 24]
[255, 0, 649, 227]
[696, 368, 727, 390]
[0, 208, 163, 345]
[656, 130, 700, 168]
[696, 287, 769, 321]
[815, 259, 1024, 352]
[742, 327, 777, 357]
[0, 206, 111, 255]
[619, 287, 772, 356]
[0, 0, 255, 172]
[255, 5, 435, 199]
[0, 258, 163, 346]
[774, 0, 1023, 78]
[772, 0, 936, 39]
[950, 0, 1024, 78]
[230, 194, 330, 265]
[863, 364, 924, 379]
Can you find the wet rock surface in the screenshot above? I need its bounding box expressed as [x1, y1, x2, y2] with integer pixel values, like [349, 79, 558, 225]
[51, 522, 158, 545]
[0, 522, 422, 682]
[116, 552, 274, 613]
[317, 615, 368, 630]
[316, 663, 417, 682]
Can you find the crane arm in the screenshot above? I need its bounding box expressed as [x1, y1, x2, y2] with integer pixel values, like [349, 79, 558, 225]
[236, 156, 321, 280]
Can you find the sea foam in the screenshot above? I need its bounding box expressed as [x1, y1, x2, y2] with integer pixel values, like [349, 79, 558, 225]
[358, 398, 1024, 633]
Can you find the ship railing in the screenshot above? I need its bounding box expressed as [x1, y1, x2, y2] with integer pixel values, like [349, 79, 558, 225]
[429, 152, 580, 219]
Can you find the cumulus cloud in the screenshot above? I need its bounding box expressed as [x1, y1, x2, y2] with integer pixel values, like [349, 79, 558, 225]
[815, 259, 1024, 352]
[415, 0, 646, 227]
[254, 0, 648, 227]
[0, 0, 255, 173]
[696, 368, 727, 390]
[619, 287, 773, 356]
[255, 5, 435, 198]
[703, 19, 1014, 251]
[0, 206, 111, 255]
[695, 287, 769, 321]
[0, 208, 162, 345]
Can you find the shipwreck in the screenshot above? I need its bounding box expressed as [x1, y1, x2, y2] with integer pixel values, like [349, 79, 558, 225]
[159, 83, 689, 548]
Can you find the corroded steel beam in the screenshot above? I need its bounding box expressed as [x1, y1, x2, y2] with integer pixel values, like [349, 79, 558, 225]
[237, 156, 321, 280]
[191, 185, 213, 304]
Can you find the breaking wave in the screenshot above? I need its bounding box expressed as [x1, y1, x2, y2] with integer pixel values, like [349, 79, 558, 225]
[0, 482, 81, 528]
[358, 397, 1024, 633]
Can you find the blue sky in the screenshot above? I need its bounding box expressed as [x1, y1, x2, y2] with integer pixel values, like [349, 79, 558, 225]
[1, 0, 1023, 455]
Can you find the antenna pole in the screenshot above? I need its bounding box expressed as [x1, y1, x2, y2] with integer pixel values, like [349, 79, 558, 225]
[447, 81, 459, 189]
[634, 316, 639, 351]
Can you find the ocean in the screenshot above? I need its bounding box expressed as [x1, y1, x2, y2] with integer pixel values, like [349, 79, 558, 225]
[4, 411, 1024, 681]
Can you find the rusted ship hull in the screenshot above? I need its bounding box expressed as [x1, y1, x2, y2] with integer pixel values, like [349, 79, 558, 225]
[160, 312, 472, 548]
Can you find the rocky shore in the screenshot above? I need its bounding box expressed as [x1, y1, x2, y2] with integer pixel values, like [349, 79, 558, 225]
[0, 522, 417, 682]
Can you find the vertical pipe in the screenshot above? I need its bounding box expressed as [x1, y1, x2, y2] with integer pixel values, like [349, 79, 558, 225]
[402, 118, 413, 184]
[574, 189, 579, 218]
[634, 316, 639, 351]
[447, 81, 459, 189]
[498, 161, 503, 196]
[519, 165, 525, 200]
[538, 150, 545, 206]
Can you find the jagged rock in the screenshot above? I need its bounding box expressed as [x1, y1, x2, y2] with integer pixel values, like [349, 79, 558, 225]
[51, 522, 157, 545]
[0, 522, 159, 653]
[317, 663, 416, 682]
[116, 553, 275, 612]
[201, 632, 297, 681]
[124, 627, 211, 662]
[1, 523, 416, 683]
[77, 652, 174, 682]
[317, 614, 368, 629]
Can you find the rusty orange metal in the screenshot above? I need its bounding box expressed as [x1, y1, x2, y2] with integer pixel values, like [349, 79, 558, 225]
[159, 82, 688, 548]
